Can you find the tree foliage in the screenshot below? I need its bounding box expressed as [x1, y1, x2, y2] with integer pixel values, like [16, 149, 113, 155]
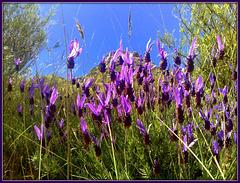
[158, 3, 237, 89]
[3, 3, 55, 76]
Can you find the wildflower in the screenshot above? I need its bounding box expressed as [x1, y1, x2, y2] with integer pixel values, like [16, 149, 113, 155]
[169, 119, 178, 142]
[99, 55, 106, 73]
[77, 94, 86, 118]
[225, 112, 233, 132]
[212, 137, 220, 164]
[175, 86, 184, 124]
[180, 135, 197, 164]
[210, 119, 218, 136]
[211, 44, 219, 68]
[157, 39, 167, 70]
[195, 75, 204, 107]
[17, 102, 23, 117]
[90, 130, 104, 157]
[234, 133, 237, 144]
[219, 86, 228, 104]
[186, 35, 199, 73]
[121, 95, 132, 128]
[34, 123, 51, 147]
[174, 48, 181, 65]
[82, 77, 94, 97]
[137, 119, 151, 145]
[228, 61, 237, 81]
[216, 35, 225, 60]
[29, 83, 35, 105]
[76, 79, 80, 88]
[209, 73, 216, 92]
[49, 87, 58, 115]
[80, 117, 91, 145]
[144, 38, 154, 63]
[8, 77, 12, 92]
[67, 38, 83, 69]
[14, 58, 22, 72]
[199, 107, 212, 131]
[19, 79, 25, 93]
[85, 102, 102, 125]
[153, 156, 160, 175]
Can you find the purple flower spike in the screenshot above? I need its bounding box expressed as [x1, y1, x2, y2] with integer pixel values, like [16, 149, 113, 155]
[186, 35, 198, 73]
[20, 79, 25, 93]
[77, 94, 86, 118]
[216, 35, 225, 60]
[181, 134, 197, 164]
[89, 130, 104, 157]
[220, 86, 228, 104]
[80, 117, 91, 145]
[14, 58, 22, 71]
[59, 118, 64, 129]
[17, 102, 23, 116]
[67, 38, 83, 69]
[34, 123, 46, 141]
[228, 61, 237, 81]
[174, 48, 181, 65]
[137, 119, 151, 145]
[144, 38, 154, 63]
[8, 77, 13, 92]
[50, 87, 58, 106]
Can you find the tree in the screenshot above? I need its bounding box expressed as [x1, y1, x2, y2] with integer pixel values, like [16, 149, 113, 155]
[158, 3, 237, 89]
[3, 3, 55, 76]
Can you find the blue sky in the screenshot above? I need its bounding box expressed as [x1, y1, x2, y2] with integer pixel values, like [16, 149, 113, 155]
[32, 3, 184, 78]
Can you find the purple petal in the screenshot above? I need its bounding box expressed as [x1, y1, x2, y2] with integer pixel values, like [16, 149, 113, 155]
[89, 133, 98, 145]
[50, 87, 58, 105]
[34, 125, 41, 140]
[85, 103, 99, 115]
[217, 35, 223, 51]
[59, 118, 64, 129]
[80, 117, 87, 134]
[189, 138, 197, 148]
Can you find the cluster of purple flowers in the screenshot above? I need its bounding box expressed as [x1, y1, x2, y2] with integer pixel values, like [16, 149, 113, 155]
[7, 34, 237, 177]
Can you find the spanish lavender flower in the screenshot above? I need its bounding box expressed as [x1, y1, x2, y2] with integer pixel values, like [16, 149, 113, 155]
[157, 39, 167, 70]
[225, 131, 232, 148]
[180, 135, 197, 164]
[186, 35, 199, 73]
[199, 107, 212, 131]
[211, 44, 219, 68]
[99, 55, 106, 73]
[49, 87, 58, 115]
[17, 102, 23, 117]
[195, 75, 204, 107]
[117, 104, 123, 123]
[169, 119, 178, 142]
[67, 38, 83, 69]
[14, 58, 22, 72]
[228, 61, 237, 81]
[8, 77, 12, 92]
[162, 82, 170, 103]
[29, 83, 35, 105]
[217, 128, 224, 149]
[210, 119, 218, 136]
[97, 90, 111, 109]
[216, 35, 225, 60]
[186, 122, 194, 143]
[85, 102, 102, 125]
[30, 105, 34, 116]
[34, 123, 51, 147]
[77, 94, 86, 118]
[212, 138, 220, 164]
[174, 48, 181, 65]
[82, 77, 94, 97]
[121, 95, 132, 128]
[234, 133, 237, 144]
[80, 117, 91, 145]
[19, 79, 25, 93]
[212, 90, 217, 105]
[220, 86, 228, 104]
[153, 156, 160, 175]
[209, 73, 215, 92]
[90, 130, 104, 157]
[144, 38, 154, 63]
[175, 85, 184, 124]
[225, 112, 233, 132]
[76, 79, 80, 88]
[137, 119, 151, 145]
